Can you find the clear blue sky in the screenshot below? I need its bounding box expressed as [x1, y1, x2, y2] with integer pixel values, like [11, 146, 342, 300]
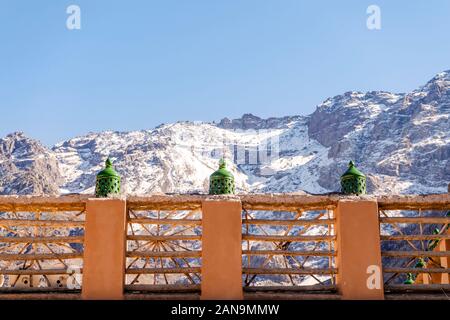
[1, 0, 450, 145]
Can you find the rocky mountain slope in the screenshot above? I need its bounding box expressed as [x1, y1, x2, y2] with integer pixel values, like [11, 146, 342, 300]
[0, 132, 62, 195]
[1, 71, 449, 196]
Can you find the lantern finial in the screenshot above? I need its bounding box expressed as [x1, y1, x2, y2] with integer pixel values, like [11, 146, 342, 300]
[209, 158, 235, 195]
[340, 160, 366, 195]
[404, 273, 415, 284]
[95, 158, 121, 198]
[219, 158, 226, 168]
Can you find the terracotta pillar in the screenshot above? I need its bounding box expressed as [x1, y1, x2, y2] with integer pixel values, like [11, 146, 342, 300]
[82, 198, 127, 300]
[201, 198, 243, 300]
[439, 239, 450, 284]
[430, 237, 450, 284]
[335, 200, 384, 299]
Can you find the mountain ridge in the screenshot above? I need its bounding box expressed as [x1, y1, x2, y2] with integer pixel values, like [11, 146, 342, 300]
[1, 70, 449, 196]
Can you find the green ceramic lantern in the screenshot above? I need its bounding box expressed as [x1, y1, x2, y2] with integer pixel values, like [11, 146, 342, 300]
[209, 158, 235, 195]
[404, 258, 427, 284]
[404, 273, 415, 285]
[340, 161, 366, 195]
[95, 158, 121, 198]
[415, 258, 426, 268]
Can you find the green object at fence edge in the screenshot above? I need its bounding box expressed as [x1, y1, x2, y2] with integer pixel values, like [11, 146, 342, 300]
[340, 161, 367, 195]
[209, 158, 235, 195]
[95, 158, 121, 198]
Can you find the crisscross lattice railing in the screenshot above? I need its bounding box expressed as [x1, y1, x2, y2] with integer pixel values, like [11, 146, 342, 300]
[125, 198, 202, 295]
[379, 201, 450, 297]
[0, 198, 85, 296]
[241, 200, 338, 298]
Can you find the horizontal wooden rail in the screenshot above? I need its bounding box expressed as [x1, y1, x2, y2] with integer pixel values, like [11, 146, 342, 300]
[381, 234, 450, 241]
[377, 194, 450, 210]
[0, 195, 88, 212]
[243, 267, 337, 275]
[0, 253, 83, 261]
[124, 194, 449, 212]
[128, 218, 201, 226]
[242, 205, 336, 212]
[244, 285, 337, 292]
[125, 293, 201, 300]
[383, 267, 450, 274]
[0, 236, 84, 243]
[384, 293, 450, 300]
[127, 195, 204, 211]
[380, 217, 450, 224]
[0, 293, 81, 300]
[242, 250, 336, 256]
[126, 251, 202, 258]
[244, 292, 342, 300]
[381, 251, 450, 258]
[242, 219, 335, 226]
[0, 194, 447, 212]
[125, 284, 201, 292]
[0, 219, 85, 227]
[240, 194, 338, 211]
[242, 235, 336, 242]
[0, 287, 81, 293]
[385, 284, 450, 292]
[127, 235, 201, 241]
[129, 205, 201, 211]
[0, 268, 82, 275]
[126, 267, 201, 274]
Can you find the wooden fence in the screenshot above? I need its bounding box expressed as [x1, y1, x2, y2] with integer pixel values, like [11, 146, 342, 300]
[0, 193, 448, 300]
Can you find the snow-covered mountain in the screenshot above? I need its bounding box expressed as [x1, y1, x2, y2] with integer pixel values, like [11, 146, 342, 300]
[0, 132, 62, 195]
[1, 71, 449, 196]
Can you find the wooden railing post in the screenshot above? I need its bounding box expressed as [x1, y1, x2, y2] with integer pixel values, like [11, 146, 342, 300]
[201, 197, 243, 300]
[335, 199, 384, 299]
[81, 198, 127, 300]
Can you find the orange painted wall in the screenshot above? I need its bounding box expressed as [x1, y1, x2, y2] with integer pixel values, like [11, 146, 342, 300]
[201, 199, 243, 300]
[430, 237, 450, 284]
[336, 200, 384, 299]
[81, 198, 127, 300]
